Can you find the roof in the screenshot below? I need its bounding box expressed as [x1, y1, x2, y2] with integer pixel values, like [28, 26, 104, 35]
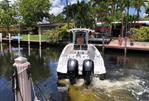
[37, 23, 66, 27]
[67, 28, 95, 33]
[96, 21, 149, 26]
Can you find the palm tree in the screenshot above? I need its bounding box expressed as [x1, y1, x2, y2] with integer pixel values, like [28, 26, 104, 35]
[63, 1, 95, 28]
[132, 0, 145, 20]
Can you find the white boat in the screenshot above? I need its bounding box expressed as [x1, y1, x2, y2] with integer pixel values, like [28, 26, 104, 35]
[57, 28, 106, 84]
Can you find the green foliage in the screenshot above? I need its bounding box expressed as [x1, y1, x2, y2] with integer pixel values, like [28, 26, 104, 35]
[92, 0, 146, 24]
[48, 14, 65, 23]
[0, 0, 17, 32]
[129, 27, 149, 41]
[92, 0, 124, 24]
[131, 0, 145, 19]
[43, 23, 74, 43]
[19, 0, 51, 27]
[63, 1, 95, 28]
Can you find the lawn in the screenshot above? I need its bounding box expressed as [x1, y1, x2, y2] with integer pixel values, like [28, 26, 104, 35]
[21, 34, 49, 42]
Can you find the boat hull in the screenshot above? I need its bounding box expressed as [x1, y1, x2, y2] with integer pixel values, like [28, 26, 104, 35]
[57, 43, 106, 75]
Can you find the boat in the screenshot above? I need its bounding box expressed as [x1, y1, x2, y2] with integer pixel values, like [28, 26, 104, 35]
[88, 37, 111, 44]
[57, 28, 106, 84]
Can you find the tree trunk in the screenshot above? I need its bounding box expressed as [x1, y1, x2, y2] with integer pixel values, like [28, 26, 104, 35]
[110, 25, 112, 37]
[121, 16, 124, 37]
[6, 25, 9, 36]
[137, 9, 140, 20]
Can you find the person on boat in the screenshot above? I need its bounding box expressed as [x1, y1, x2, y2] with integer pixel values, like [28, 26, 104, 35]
[118, 34, 123, 45]
[76, 34, 84, 44]
[89, 31, 94, 38]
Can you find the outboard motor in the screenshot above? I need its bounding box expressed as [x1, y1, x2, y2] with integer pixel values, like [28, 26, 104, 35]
[83, 59, 94, 85]
[67, 59, 78, 84]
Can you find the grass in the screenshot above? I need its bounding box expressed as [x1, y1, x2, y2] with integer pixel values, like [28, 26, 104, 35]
[21, 34, 49, 42]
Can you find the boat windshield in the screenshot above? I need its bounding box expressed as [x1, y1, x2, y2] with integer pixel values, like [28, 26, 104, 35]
[75, 31, 86, 45]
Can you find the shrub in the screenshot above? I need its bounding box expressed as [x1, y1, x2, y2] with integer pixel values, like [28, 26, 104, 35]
[129, 27, 149, 42]
[43, 23, 74, 43]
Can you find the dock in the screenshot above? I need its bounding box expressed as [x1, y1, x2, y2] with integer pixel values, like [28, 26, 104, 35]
[2, 38, 149, 52]
[95, 39, 149, 52]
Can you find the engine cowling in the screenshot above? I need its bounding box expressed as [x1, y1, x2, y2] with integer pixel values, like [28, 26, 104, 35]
[67, 58, 78, 84]
[83, 59, 94, 85]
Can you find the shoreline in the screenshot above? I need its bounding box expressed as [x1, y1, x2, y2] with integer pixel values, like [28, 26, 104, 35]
[1, 38, 149, 52]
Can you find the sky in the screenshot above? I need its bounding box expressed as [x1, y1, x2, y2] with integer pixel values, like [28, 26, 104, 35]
[50, 0, 147, 18]
[1, 0, 147, 18]
[129, 6, 147, 18]
[49, 0, 90, 15]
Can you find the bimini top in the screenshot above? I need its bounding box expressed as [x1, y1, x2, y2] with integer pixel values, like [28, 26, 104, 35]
[67, 28, 95, 33]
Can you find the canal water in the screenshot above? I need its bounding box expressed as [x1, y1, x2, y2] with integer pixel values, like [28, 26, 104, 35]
[0, 45, 149, 101]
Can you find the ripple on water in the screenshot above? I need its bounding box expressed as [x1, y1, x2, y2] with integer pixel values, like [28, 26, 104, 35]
[59, 69, 149, 101]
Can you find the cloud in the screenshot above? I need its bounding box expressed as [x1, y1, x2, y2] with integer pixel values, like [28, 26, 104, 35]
[49, 0, 90, 15]
[69, 0, 90, 4]
[140, 13, 148, 18]
[49, 0, 63, 15]
[49, 5, 64, 15]
[50, 0, 61, 7]
[69, 0, 80, 4]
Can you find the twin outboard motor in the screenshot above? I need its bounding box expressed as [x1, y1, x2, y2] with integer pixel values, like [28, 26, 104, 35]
[67, 58, 94, 85]
[67, 59, 78, 84]
[83, 59, 94, 85]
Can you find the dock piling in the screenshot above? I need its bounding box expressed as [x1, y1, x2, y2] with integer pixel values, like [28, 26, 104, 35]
[28, 33, 31, 56]
[124, 37, 127, 55]
[12, 56, 32, 101]
[9, 33, 12, 53]
[18, 33, 21, 55]
[0, 33, 3, 53]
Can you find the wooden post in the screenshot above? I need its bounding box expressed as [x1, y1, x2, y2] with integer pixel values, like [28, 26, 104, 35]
[124, 36, 127, 55]
[38, 26, 41, 46]
[12, 56, 32, 101]
[0, 33, 2, 42]
[9, 33, 12, 53]
[18, 33, 21, 55]
[102, 31, 105, 53]
[28, 33, 31, 56]
[9, 33, 11, 44]
[0, 33, 2, 53]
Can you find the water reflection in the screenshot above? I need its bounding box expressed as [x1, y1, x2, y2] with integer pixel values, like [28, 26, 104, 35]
[18, 33, 21, 55]
[28, 44, 31, 56]
[9, 43, 12, 54]
[0, 46, 62, 101]
[0, 42, 3, 54]
[0, 76, 13, 101]
[104, 51, 149, 71]
[39, 45, 42, 58]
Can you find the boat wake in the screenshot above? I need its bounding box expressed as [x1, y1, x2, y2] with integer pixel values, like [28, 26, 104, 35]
[64, 68, 149, 101]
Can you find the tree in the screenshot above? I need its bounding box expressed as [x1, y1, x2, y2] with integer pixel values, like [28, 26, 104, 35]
[63, 1, 95, 28]
[132, 0, 145, 20]
[92, 0, 147, 36]
[145, 0, 149, 17]
[48, 14, 65, 24]
[0, 0, 17, 33]
[19, 0, 51, 27]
